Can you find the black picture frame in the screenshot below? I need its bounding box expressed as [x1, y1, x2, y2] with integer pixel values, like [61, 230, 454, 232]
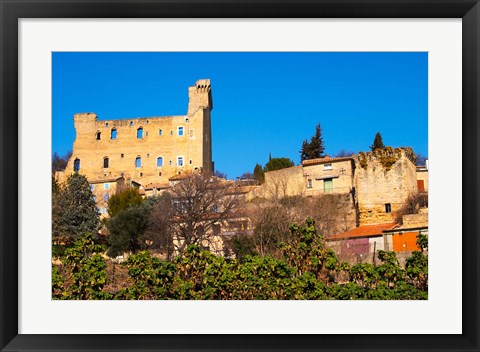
[1, 1, 478, 351]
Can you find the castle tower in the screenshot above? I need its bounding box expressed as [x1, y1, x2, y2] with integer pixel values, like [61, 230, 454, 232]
[62, 79, 214, 186]
[354, 147, 418, 225]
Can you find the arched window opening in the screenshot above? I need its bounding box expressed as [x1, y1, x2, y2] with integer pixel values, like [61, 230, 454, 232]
[96, 131, 101, 140]
[73, 158, 80, 172]
[178, 126, 184, 136]
[157, 157, 163, 167]
[137, 127, 143, 139]
[111, 128, 117, 140]
[135, 157, 142, 168]
[177, 156, 184, 166]
[159, 129, 163, 136]
[103, 157, 109, 168]
[129, 121, 133, 127]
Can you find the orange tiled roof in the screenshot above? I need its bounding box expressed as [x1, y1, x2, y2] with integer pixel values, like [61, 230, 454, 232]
[327, 223, 398, 241]
[169, 173, 189, 181]
[302, 155, 354, 166]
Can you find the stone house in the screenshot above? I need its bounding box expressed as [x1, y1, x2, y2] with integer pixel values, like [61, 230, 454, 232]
[302, 155, 356, 196]
[416, 164, 429, 192]
[326, 222, 397, 264]
[88, 176, 140, 218]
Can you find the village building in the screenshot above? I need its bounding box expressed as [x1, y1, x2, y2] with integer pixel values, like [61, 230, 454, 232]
[302, 155, 356, 196]
[416, 163, 429, 192]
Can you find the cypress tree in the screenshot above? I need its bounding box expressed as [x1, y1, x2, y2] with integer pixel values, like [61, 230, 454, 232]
[370, 132, 385, 150]
[253, 163, 265, 184]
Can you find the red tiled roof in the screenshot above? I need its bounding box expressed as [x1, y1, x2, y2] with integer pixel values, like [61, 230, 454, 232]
[302, 155, 354, 166]
[327, 222, 398, 241]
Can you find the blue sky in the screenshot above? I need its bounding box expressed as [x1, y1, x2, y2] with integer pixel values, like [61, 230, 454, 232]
[52, 52, 428, 179]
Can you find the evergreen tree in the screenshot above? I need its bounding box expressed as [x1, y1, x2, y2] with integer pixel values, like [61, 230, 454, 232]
[300, 124, 326, 162]
[253, 163, 265, 184]
[264, 158, 294, 172]
[52, 173, 99, 244]
[370, 132, 385, 150]
[108, 187, 143, 218]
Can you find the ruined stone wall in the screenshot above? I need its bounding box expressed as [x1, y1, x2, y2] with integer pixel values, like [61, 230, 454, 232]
[64, 79, 213, 186]
[246, 166, 305, 200]
[354, 148, 418, 225]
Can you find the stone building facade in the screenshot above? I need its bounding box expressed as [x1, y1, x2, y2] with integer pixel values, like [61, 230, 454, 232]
[354, 148, 418, 225]
[248, 148, 419, 227]
[302, 156, 356, 196]
[63, 79, 213, 186]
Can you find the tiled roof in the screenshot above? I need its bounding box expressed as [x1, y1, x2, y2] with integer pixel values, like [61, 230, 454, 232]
[144, 182, 170, 190]
[327, 223, 398, 241]
[302, 155, 354, 166]
[88, 176, 124, 184]
[169, 173, 189, 181]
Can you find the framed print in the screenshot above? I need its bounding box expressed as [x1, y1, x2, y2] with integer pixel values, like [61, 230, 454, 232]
[1, 0, 479, 351]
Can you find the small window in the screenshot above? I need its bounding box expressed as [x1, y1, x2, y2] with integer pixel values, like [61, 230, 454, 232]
[146, 120, 149, 124]
[104, 193, 109, 202]
[111, 128, 117, 140]
[157, 157, 163, 167]
[170, 130, 173, 135]
[147, 153, 150, 158]
[103, 157, 109, 168]
[146, 132, 148, 137]
[104, 183, 110, 190]
[178, 126, 184, 136]
[135, 157, 142, 168]
[189, 160, 192, 164]
[385, 203, 392, 213]
[169, 160, 172, 166]
[307, 179, 312, 188]
[121, 153, 124, 158]
[140, 172, 143, 177]
[105, 123, 109, 128]
[159, 129, 163, 136]
[324, 163, 333, 170]
[96, 131, 101, 140]
[137, 127, 143, 139]
[159, 172, 162, 176]
[73, 158, 80, 172]
[177, 157, 184, 166]
[130, 121, 133, 127]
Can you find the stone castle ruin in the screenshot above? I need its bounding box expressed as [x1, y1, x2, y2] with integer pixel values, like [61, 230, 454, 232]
[62, 79, 213, 186]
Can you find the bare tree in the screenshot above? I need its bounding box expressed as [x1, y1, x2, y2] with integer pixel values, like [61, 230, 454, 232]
[147, 172, 244, 255]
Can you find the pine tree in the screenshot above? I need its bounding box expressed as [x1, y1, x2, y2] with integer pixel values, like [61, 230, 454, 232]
[300, 124, 326, 162]
[370, 132, 385, 150]
[253, 163, 265, 184]
[52, 173, 99, 244]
